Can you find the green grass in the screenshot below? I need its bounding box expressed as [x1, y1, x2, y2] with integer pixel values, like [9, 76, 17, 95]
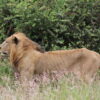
[0, 61, 100, 100]
[0, 60, 14, 86]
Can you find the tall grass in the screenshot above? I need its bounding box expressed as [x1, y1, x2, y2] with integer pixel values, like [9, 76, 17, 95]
[0, 75, 100, 100]
[0, 61, 100, 100]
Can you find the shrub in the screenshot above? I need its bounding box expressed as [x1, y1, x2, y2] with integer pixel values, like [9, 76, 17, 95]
[0, 0, 100, 51]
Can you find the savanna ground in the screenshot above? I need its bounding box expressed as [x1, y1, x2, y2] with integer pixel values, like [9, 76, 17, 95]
[0, 59, 100, 100]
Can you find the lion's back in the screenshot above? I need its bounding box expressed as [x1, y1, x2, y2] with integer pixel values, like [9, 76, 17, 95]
[35, 48, 85, 73]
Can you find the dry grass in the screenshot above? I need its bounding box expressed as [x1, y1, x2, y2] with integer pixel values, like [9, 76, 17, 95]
[0, 74, 100, 100]
[0, 61, 100, 100]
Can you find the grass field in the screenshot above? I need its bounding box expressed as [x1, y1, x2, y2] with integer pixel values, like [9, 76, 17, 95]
[0, 60, 100, 100]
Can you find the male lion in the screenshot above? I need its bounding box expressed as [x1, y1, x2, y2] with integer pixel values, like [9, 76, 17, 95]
[0, 32, 100, 83]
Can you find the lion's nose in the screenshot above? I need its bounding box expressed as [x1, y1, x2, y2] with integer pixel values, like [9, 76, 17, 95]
[3, 52, 8, 55]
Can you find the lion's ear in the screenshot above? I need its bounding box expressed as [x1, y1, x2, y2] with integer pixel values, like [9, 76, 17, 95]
[12, 36, 19, 44]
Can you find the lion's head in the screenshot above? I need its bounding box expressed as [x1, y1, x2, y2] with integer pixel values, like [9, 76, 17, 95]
[0, 32, 44, 58]
[0, 35, 13, 57]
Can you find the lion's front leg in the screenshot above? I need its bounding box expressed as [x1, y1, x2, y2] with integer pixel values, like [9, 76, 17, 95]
[19, 67, 34, 83]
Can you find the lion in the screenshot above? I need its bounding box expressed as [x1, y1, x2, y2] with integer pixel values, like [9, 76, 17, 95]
[0, 32, 100, 83]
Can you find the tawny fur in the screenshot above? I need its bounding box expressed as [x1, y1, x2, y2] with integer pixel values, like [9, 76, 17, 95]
[0, 32, 100, 82]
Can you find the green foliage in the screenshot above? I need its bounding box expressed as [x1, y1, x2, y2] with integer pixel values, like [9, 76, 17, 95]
[0, 59, 14, 86]
[0, 0, 100, 51]
[0, 60, 12, 76]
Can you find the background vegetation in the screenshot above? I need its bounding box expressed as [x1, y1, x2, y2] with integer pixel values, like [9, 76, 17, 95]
[0, 0, 100, 51]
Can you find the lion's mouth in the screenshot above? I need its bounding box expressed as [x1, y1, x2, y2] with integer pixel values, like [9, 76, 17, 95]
[0, 51, 9, 58]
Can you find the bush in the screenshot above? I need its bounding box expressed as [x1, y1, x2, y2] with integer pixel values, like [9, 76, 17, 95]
[0, 0, 100, 52]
